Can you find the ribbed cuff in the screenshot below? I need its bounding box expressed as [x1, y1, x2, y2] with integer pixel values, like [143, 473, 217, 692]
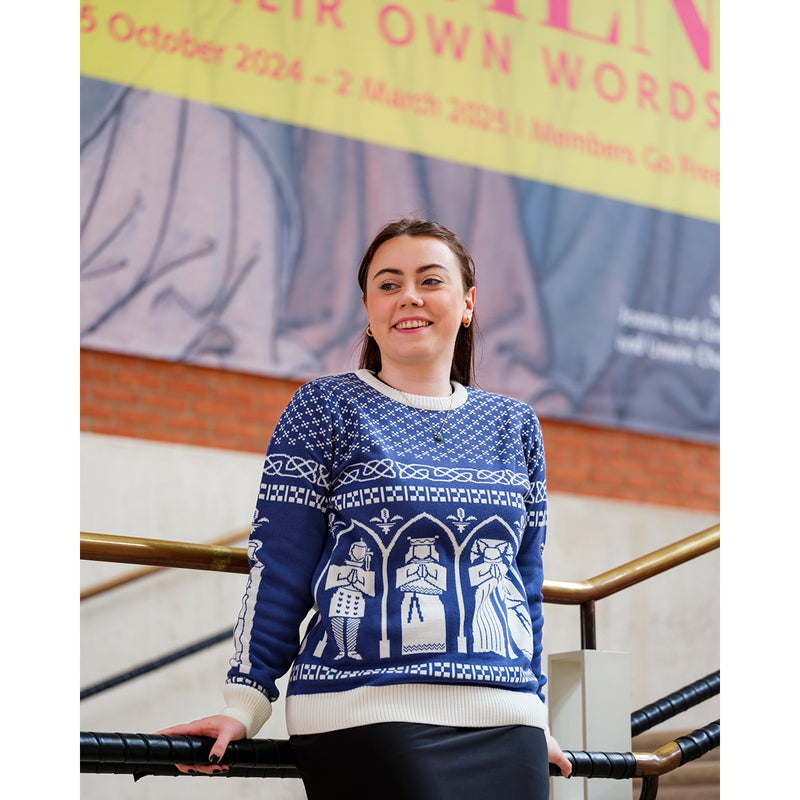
[222, 682, 273, 738]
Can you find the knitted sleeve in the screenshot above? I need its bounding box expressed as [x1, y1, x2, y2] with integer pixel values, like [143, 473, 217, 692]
[223, 381, 336, 735]
[515, 408, 548, 703]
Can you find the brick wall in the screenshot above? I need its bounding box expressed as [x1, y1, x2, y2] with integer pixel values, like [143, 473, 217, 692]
[81, 348, 719, 512]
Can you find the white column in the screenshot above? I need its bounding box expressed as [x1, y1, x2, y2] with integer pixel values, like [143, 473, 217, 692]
[548, 650, 632, 800]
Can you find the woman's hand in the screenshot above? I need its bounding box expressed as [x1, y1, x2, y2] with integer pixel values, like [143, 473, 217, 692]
[156, 715, 246, 775]
[547, 734, 573, 778]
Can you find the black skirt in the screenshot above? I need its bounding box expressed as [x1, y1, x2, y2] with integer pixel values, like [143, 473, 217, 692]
[290, 722, 550, 800]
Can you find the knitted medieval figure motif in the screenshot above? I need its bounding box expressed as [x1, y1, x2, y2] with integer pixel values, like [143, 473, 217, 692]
[395, 538, 447, 655]
[469, 538, 533, 660]
[324, 540, 375, 661]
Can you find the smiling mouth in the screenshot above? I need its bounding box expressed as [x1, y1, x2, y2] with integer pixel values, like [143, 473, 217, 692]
[394, 320, 431, 330]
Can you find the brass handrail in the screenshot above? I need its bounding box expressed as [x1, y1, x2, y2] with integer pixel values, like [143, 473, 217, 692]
[80, 529, 250, 601]
[633, 740, 683, 777]
[80, 523, 719, 605]
[80, 532, 250, 574]
[544, 523, 719, 604]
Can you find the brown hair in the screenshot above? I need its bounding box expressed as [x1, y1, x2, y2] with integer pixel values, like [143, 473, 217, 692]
[357, 217, 478, 386]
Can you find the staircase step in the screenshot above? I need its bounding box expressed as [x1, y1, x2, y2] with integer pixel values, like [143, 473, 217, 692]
[636, 787, 718, 800]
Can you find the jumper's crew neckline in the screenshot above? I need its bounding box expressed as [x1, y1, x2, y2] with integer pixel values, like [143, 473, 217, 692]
[356, 369, 469, 411]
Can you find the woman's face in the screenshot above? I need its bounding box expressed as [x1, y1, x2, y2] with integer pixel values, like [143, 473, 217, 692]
[362, 235, 475, 377]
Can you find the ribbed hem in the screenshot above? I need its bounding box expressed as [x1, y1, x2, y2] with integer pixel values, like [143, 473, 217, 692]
[285, 683, 548, 736]
[222, 682, 273, 738]
[356, 369, 468, 410]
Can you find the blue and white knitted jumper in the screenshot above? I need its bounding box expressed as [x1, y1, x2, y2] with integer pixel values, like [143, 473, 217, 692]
[221, 370, 550, 737]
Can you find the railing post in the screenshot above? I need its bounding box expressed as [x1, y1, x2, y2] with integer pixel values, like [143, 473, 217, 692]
[548, 650, 631, 799]
[580, 600, 597, 650]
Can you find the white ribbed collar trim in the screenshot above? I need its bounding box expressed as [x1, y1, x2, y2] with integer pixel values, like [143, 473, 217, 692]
[356, 369, 468, 411]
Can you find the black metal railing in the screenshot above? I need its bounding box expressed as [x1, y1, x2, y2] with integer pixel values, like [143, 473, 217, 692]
[80, 720, 719, 800]
[630, 670, 720, 738]
[80, 629, 233, 700]
[79, 731, 299, 779]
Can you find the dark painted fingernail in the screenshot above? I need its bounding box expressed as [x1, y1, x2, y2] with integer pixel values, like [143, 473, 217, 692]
[209, 754, 219, 764]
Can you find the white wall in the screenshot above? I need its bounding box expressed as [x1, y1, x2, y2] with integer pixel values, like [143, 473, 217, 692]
[80, 432, 719, 800]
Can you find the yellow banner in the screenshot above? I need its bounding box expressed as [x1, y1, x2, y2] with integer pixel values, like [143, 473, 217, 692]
[80, 0, 720, 222]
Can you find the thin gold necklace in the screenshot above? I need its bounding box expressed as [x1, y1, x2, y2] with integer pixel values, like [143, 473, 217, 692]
[377, 373, 454, 443]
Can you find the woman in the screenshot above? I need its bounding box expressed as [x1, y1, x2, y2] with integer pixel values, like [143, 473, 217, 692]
[159, 218, 572, 797]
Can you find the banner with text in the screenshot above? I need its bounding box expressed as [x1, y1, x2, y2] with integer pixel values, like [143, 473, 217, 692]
[80, 0, 720, 442]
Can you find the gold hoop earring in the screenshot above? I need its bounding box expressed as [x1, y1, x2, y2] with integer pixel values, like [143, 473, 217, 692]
[366, 325, 374, 338]
[462, 318, 472, 329]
